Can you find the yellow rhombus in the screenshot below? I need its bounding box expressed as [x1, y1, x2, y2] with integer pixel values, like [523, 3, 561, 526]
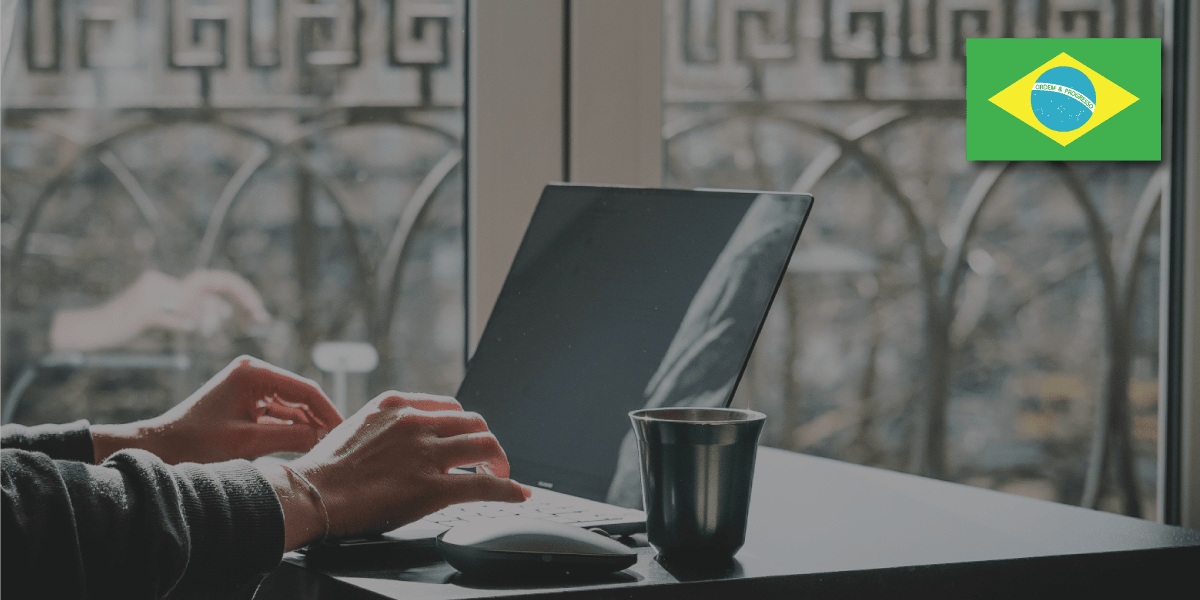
[989, 52, 1139, 146]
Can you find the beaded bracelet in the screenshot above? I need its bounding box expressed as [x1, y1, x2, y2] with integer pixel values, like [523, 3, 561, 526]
[280, 464, 330, 547]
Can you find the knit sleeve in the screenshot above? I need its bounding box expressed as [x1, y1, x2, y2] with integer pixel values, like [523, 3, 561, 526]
[1, 447, 285, 600]
[0, 420, 95, 462]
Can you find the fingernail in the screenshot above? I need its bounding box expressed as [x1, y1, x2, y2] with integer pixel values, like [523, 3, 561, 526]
[514, 482, 533, 500]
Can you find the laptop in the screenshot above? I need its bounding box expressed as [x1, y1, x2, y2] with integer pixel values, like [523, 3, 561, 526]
[322, 184, 813, 550]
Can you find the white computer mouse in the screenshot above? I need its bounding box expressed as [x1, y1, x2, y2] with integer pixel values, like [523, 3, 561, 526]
[436, 517, 638, 577]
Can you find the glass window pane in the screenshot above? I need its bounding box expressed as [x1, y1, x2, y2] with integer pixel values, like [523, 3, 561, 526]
[2, 0, 465, 424]
[663, 0, 1166, 519]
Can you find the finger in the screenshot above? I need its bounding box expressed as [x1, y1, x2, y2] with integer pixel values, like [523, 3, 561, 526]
[260, 398, 324, 429]
[373, 391, 462, 413]
[234, 423, 323, 458]
[435, 431, 511, 478]
[185, 270, 271, 323]
[198, 294, 233, 321]
[232, 356, 343, 428]
[131, 270, 183, 301]
[438, 473, 529, 507]
[425, 411, 489, 438]
[145, 311, 197, 333]
[196, 295, 230, 337]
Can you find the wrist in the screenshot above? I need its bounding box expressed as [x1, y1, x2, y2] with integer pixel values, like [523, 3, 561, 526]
[90, 422, 148, 464]
[91, 420, 174, 464]
[259, 463, 327, 552]
[50, 302, 143, 353]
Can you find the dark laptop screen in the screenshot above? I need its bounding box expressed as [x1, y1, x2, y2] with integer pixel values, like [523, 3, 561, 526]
[457, 185, 812, 506]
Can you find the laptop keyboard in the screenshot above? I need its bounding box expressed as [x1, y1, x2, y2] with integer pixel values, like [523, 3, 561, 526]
[319, 489, 646, 548]
[420, 498, 637, 527]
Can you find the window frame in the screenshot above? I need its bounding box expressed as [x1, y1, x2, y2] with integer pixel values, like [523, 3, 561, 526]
[1164, 0, 1199, 529]
[464, 0, 661, 355]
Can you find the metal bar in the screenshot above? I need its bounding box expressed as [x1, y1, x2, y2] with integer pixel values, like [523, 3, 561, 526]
[377, 149, 462, 324]
[1, 0, 21, 76]
[463, 0, 472, 370]
[937, 162, 1011, 308]
[1055, 163, 1135, 515]
[98, 150, 175, 268]
[39, 351, 191, 370]
[562, 0, 571, 182]
[295, 167, 319, 357]
[1117, 169, 1168, 318]
[1162, 0, 1191, 526]
[196, 144, 272, 268]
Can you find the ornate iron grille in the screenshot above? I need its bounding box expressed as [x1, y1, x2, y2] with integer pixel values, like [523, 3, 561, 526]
[663, 0, 1165, 518]
[2, 0, 466, 424]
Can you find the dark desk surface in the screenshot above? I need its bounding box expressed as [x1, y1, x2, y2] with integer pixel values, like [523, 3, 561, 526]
[258, 447, 1200, 599]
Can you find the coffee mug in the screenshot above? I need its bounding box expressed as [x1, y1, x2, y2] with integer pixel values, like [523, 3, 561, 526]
[629, 407, 766, 562]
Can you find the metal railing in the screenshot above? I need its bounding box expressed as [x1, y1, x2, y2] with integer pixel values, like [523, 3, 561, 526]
[663, 0, 1166, 517]
[2, 0, 467, 420]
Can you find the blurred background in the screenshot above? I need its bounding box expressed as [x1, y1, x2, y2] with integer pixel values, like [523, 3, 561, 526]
[662, 0, 1166, 521]
[2, 0, 469, 426]
[1, 0, 1169, 521]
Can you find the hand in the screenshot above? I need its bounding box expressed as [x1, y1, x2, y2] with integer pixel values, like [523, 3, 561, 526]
[260, 392, 532, 551]
[92, 356, 342, 465]
[50, 269, 271, 352]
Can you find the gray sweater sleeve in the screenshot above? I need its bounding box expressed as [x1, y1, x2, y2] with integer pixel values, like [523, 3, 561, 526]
[0, 420, 95, 461]
[1, 422, 285, 599]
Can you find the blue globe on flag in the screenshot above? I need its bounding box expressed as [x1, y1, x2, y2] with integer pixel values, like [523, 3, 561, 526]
[1031, 66, 1097, 132]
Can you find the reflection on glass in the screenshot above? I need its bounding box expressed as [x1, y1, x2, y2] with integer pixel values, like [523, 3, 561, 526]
[662, 0, 1166, 519]
[2, 0, 466, 427]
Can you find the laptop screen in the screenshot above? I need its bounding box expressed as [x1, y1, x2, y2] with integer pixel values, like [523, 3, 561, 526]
[457, 185, 812, 507]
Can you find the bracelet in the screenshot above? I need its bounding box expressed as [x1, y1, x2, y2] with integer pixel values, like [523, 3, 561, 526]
[280, 464, 330, 547]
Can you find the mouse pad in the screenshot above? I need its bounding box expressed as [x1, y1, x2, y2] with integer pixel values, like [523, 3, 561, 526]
[273, 547, 783, 598]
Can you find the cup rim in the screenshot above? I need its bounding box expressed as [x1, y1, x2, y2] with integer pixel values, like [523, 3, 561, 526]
[629, 407, 766, 424]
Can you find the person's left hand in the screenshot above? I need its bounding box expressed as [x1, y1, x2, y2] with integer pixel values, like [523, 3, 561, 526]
[92, 356, 343, 465]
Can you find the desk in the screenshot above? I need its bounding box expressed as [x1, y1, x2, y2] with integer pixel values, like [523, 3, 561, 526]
[257, 447, 1200, 599]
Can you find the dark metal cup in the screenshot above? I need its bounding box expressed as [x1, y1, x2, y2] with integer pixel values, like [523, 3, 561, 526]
[629, 407, 766, 562]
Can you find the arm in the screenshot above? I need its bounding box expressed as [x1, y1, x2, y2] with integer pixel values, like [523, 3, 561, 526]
[1, 356, 531, 599]
[49, 269, 270, 352]
[81, 356, 531, 547]
[91, 356, 343, 466]
[2, 357, 341, 468]
[0, 356, 331, 598]
[1, 447, 283, 599]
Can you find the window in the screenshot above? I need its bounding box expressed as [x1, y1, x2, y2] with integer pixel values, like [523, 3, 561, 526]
[661, 0, 1171, 519]
[467, 0, 1193, 525]
[1, 0, 466, 424]
[5, 0, 1194, 527]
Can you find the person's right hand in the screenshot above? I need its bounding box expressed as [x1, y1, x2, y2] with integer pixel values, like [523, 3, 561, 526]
[261, 392, 531, 550]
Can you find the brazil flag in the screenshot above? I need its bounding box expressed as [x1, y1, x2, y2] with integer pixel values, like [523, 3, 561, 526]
[966, 38, 1161, 161]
